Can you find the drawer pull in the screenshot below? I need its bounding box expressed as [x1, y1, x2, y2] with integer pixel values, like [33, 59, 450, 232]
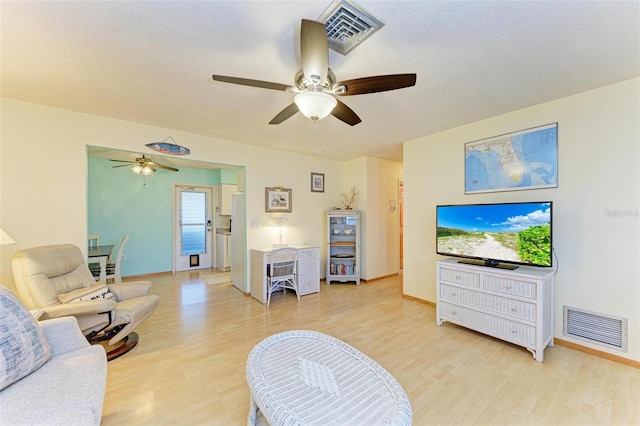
[455, 274, 462, 280]
[505, 284, 512, 289]
[511, 328, 517, 334]
[510, 306, 517, 312]
[451, 291, 457, 297]
[451, 310, 457, 315]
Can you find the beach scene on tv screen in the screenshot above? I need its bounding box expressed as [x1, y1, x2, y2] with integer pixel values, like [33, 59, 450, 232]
[437, 202, 552, 266]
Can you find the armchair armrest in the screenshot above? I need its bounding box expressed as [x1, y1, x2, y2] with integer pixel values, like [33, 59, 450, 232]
[40, 299, 117, 319]
[39, 317, 91, 357]
[108, 280, 152, 301]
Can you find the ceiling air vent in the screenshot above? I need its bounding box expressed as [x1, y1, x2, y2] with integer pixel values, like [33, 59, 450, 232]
[317, 0, 384, 55]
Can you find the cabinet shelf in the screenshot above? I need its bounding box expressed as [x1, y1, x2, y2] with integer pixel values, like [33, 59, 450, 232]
[327, 211, 360, 285]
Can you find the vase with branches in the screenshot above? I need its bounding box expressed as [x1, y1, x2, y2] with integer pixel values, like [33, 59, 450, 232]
[342, 186, 359, 210]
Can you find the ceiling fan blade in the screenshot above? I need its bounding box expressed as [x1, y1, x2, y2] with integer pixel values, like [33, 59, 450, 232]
[269, 103, 299, 125]
[152, 163, 179, 172]
[300, 19, 328, 86]
[109, 159, 135, 163]
[112, 164, 133, 168]
[336, 74, 417, 96]
[212, 75, 290, 91]
[331, 100, 361, 126]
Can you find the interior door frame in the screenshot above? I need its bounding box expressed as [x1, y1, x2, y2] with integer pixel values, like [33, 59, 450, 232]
[172, 183, 216, 272]
[398, 180, 404, 270]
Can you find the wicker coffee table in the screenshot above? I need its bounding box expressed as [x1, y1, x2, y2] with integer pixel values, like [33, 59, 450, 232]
[246, 330, 412, 425]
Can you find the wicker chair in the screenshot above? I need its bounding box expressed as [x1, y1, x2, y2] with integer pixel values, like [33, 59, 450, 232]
[266, 247, 299, 308]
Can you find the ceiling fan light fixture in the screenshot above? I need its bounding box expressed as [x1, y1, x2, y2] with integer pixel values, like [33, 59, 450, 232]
[141, 165, 155, 175]
[294, 91, 337, 122]
[132, 164, 143, 174]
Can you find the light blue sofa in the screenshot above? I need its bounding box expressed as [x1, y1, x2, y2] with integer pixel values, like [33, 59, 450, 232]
[0, 316, 107, 425]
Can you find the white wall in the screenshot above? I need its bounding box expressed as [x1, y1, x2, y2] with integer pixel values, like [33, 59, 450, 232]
[341, 157, 368, 276]
[363, 157, 402, 279]
[0, 98, 343, 294]
[341, 157, 403, 280]
[404, 77, 640, 361]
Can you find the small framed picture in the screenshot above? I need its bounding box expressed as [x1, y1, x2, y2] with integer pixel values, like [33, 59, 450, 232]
[265, 187, 292, 212]
[311, 172, 325, 193]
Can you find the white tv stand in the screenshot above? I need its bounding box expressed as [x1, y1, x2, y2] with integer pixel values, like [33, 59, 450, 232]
[436, 258, 555, 362]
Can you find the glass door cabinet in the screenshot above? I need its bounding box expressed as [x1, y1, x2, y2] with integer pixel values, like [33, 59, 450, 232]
[326, 210, 360, 285]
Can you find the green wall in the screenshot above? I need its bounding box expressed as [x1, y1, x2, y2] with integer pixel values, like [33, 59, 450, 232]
[219, 168, 237, 184]
[87, 156, 222, 276]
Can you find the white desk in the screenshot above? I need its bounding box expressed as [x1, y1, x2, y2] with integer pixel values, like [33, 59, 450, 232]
[250, 245, 319, 304]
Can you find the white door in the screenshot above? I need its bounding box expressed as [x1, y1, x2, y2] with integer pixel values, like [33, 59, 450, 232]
[175, 186, 213, 271]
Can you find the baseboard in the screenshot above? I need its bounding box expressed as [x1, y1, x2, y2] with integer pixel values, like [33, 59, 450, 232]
[361, 272, 400, 283]
[319, 273, 400, 284]
[554, 338, 640, 368]
[123, 271, 173, 280]
[402, 293, 436, 308]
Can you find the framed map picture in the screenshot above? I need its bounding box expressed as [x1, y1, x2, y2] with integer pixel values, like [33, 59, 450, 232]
[465, 123, 558, 194]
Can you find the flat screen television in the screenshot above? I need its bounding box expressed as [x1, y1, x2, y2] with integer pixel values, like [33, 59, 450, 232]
[436, 201, 552, 269]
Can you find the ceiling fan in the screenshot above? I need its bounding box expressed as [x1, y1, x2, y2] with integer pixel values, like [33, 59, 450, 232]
[212, 19, 416, 126]
[109, 155, 179, 175]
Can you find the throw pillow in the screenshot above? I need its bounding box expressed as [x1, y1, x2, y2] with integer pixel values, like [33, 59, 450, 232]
[0, 284, 51, 391]
[57, 284, 115, 304]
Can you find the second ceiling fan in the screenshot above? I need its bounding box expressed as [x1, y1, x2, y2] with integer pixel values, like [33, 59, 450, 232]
[212, 19, 416, 126]
[110, 155, 178, 175]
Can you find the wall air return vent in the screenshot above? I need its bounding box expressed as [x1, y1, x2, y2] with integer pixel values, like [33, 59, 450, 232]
[318, 0, 384, 55]
[563, 306, 627, 352]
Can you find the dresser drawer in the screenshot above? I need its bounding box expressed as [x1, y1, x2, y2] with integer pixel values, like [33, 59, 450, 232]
[298, 258, 318, 276]
[298, 247, 319, 260]
[440, 284, 536, 322]
[439, 267, 480, 288]
[439, 302, 536, 346]
[297, 274, 319, 295]
[483, 275, 536, 299]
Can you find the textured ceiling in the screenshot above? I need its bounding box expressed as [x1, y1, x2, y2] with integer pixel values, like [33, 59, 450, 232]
[1, 1, 639, 163]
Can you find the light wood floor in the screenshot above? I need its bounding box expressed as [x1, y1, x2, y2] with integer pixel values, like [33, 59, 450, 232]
[102, 271, 639, 425]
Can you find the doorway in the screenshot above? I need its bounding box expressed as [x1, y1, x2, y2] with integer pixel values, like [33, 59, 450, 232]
[174, 185, 214, 271]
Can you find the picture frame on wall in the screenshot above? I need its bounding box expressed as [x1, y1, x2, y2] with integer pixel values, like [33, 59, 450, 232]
[464, 122, 558, 194]
[311, 172, 325, 192]
[265, 187, 292, 212]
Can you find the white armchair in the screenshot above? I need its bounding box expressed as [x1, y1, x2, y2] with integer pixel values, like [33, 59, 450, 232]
[12, 244, 159, 360]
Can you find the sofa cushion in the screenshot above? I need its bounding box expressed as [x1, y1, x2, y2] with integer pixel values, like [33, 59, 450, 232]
[0, 285, 51, 391]
[57, 284, 114, 304]
[0, 344, 107, 425]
